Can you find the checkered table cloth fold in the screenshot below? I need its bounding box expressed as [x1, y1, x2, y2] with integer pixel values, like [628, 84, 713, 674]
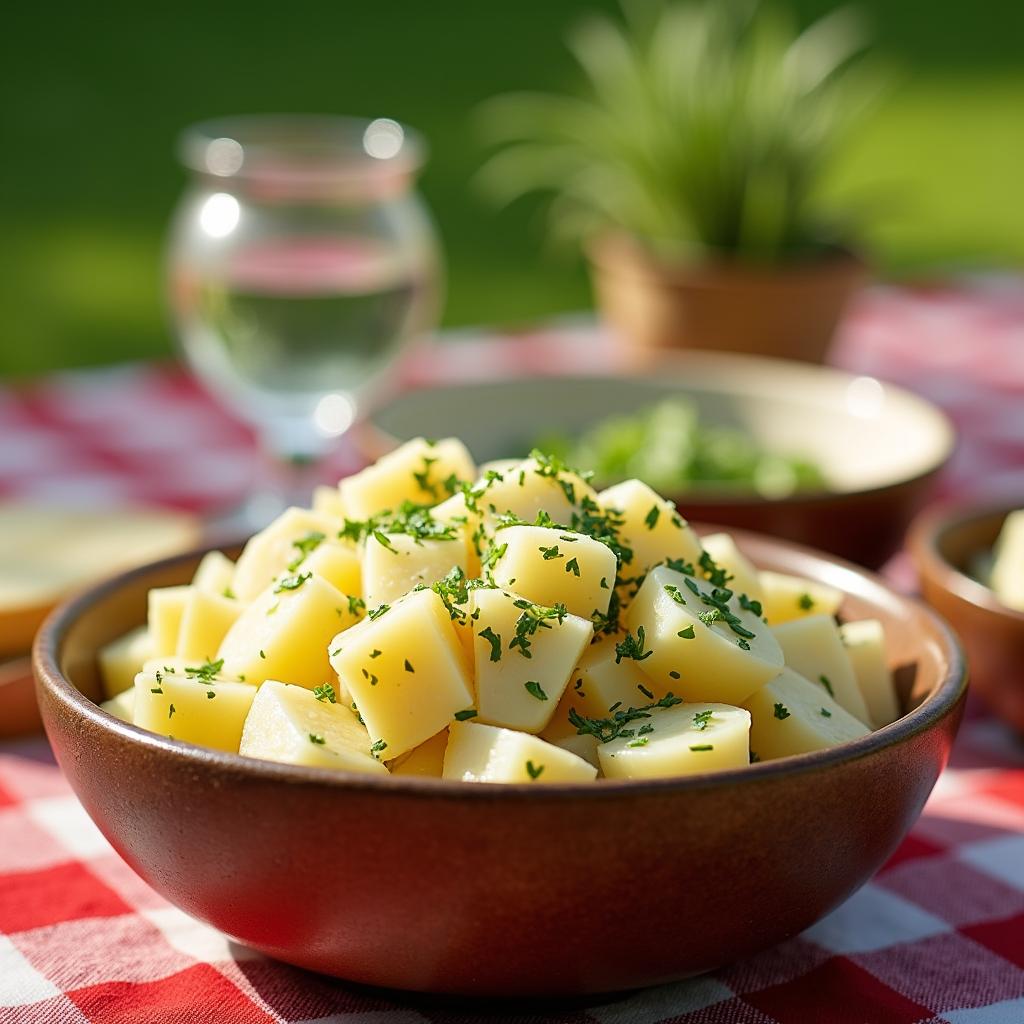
[2, 280, 1024, 1022]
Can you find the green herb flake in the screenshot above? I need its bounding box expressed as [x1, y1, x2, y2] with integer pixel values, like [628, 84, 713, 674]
[369, 649, 382, 659]
[669, 670, 681, 679]
[308, 733, 326, 745]
[644, 505, 660, 530]
[274, 571, 312, 594]
[689, 744, 714, 752]
[206, 690, 216, 699]
[637, 683, 654, 699]
[168, 704, 176, 719]
[615, 626, 653, 664]
[798, 592, 815, 610]
[821, 707, 833, 717]
[819, 675, 834, 697]
[404, 659, 415, 673]
[368, 603, 391, 621]
[525, 760, 545, 780]
[184, 658, 224, 683]
[627, 736, 650, 747]
[478, 625, 502, 662]
[370, 739, 388, 759]
[564, 557, 580, 577]
[313, 683, 337, 704]
[692, 709, 713, 731]
[540, 544, 562, 560]
[259, 649, 266, 660]
[773, 702, 791, 720]
[524, 680, 548, 701]
[678, 625, 696, 639]
[454, 708, 478, 721]
[150, 687, 163, 695]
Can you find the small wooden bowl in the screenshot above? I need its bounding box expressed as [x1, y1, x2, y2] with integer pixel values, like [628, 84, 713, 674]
[910, 500, 1024, 733]
[34, 532, 965, 998]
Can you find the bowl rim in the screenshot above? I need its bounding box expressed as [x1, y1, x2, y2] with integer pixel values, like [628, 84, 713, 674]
[34, 529, 967, 801]
[360, 364, 957, 508]
[909, 497, 1024, 625]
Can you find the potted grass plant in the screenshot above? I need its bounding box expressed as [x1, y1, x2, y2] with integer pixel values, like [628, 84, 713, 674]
[478, 0, 881, 361]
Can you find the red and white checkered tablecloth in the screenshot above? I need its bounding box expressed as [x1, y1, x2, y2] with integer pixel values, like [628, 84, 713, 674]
[2, 280, 1024, 1022]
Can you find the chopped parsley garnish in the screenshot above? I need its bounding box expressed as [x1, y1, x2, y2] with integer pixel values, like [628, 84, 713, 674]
[222, 587, 236, 599]
[664, 584, 687, 606]
[372, 529, 397, 552]
[699, 609, 722, 627]
[540, 544, 562, 560]
[184, 658, 224, 683]
[773, 702, 791, 720]
[168, 704, 176, 719]
[739, 593, 763, 616]
[287, 530, 326, 571]
[689, 744, 714, 752]
[798, 592, 815, 610]
[308, 733, 326, 745]
[699, 551, 732, 588]
[637, 683, 654, 699]
[615, 626, 653, 664]
[370, 739, 388, 759]
[564, 557, 580, 577]
[569, 692, 683, 743]
[818, 675, 834, 697]
[274, 571, 311, 594]
[669, 670, 681, 679]
[692, 709, 713, 731]
[347, 595, 366, 617]
[369, 649, 382, 659]
[678, 625, 696, 639]
[524, 680, 548, 701]
[627, 736, 649, 747]
[644, 505, 660, 530]
[821, 707, 833, 717]
[454, 708, 478, 721]
[259, 649, 266, 659]
[509, 599, 567, 658]
[404, 659, 415, 673]
[312, 683, 337, 704]
[150, 687, 163, 694]
[478, 626, 502, 662]
[525, 760, 545, 780]
[600, 576, 609, 589]
[413, 454, 441, 499]
[368, 603, 391, 621]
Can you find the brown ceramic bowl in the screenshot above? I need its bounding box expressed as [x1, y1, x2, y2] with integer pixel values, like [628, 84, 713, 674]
[361, 363, 954, 568]
[34, 531, 965, 998]
[910, 499, 1024, 733]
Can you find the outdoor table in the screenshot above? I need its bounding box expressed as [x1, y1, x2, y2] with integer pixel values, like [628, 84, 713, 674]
[1, 281, 1023, 1023]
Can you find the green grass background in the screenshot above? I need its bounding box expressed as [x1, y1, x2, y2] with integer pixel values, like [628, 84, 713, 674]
[1, 1, 1022, 377]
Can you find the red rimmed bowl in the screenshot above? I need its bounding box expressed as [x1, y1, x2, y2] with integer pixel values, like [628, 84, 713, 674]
[34, 530, 965, 998]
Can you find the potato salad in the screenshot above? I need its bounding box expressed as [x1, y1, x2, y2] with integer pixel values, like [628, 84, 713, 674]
[97, 438, 900, 783]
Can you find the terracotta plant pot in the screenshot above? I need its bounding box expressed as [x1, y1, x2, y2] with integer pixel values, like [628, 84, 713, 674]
[588, 236, 867, 362]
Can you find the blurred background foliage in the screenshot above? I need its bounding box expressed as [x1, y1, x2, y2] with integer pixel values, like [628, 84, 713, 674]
[1, 0, 1022, 377]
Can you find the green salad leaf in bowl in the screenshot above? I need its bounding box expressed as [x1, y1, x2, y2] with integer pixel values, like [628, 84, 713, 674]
[536, 400, 825, 499]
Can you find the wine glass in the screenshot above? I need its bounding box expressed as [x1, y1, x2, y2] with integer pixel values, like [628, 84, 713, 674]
[166, 114, 442, 529]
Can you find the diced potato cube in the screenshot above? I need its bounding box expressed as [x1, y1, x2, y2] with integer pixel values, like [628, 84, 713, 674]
[599, 702, 751, 779]
[431, 491, 481, 576]
[699, 533, 763, 605]
[471, 587, 592, 733]
[839, 619, 900, 728]
[191, 550, 236, 596]
[218, 573, 359, 688]
[549, 732, 601, 770]
[388, 729, 449, 777]
[759, 571, 843, 625]
[175, 589, 241, 661]
[98, 626, 152, 699]
[340, 437, 476, 519]
[772, 615, 871, 724]
[362, 531, 469, 610]
[312, 484, 347, 522]
[598, 479, 703, 584]
[625, 564, 784, 705]
[300, 541, 361, 599]
[490, 525, 617, 620]
[239, 679, 387, 774]
[100, 688, 135, 723]
[133, 670, 257, 752]
[147, 585, 191, 658]
[545, 633, 662, 740]
[743, 667, 870, 761]
[232, 507, 339, 602]
[990, 510, 1024, 611]
[443, 721, 597, 783]
[474, 456, 597, 532]
[328, 588, 473, 759]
